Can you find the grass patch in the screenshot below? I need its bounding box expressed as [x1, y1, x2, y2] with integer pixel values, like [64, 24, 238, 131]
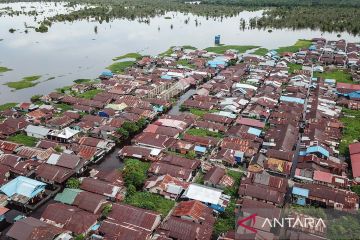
[125, 191, 175, 217]
[0, 66, 12, 73]
[194, 172, 204, 184]
[106, 61, 134, 73]
[5, 75, 42, 90]
[112, 52, 142, 61]
[252, 48, 268, 56]
[7, 133, 38, 147]
[186, 128, 223, 138]
[56, 85, 72, 93]
[188, 108, 217, 117]
[77, 89, 103, 99]
[276, 39, 312, 54]
[288, 63, 303, 74]
[339, 108, 360, 156]
[182, 45, 197, 50]
[0, 102, 17, 111]
[214, 199, 236, 237]
[176, 59, 195, 69]
[314, 69, 352, 83]
[73, 79, 91, 84]
[158, 47, 174, 57]
[204, 45, 258, 54]
[55, 103, 73, 112]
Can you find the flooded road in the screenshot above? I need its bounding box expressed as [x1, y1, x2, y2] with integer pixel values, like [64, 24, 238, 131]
[95, 147, 124, 171]
[168, 89, 196, 115]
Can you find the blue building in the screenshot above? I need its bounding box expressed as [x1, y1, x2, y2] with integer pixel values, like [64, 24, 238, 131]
[214, 35, 221, 45]
[0, 176, 46, 204]
[292, 186, 309, 206]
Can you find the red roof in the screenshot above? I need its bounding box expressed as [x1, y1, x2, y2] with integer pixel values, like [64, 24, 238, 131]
[337, 82, 360, 91]
[313, 170, 332, 183]
[236, 117, 265, 129]
[351, 153, 360, 178]
[349, 143, 360, 155]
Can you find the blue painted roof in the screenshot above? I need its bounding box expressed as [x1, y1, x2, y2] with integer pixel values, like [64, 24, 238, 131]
[280, 96, 305, 105]
[306, 146, 329, 158]
[194, 146, 206, 153]
[161, 75, 172, 80]
[247, 127, 261, 136]
[292, 187, 309, 197]
[101, 71, 113, 77]
[0, 176, 46, 199]
[349, 91, 360, 100]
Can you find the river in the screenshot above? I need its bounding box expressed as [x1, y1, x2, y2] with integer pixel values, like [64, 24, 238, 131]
[0, 2, 359, 103]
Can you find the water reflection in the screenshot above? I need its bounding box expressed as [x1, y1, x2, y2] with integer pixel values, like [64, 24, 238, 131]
[0, 2, 359, 102]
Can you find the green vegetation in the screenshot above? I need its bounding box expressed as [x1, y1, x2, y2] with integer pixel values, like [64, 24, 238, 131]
[186, 108, 217, 117]
[194, 172, 204, 184]
[73, 79, 92, 84]
[106, 61, 134, 73]
[289, 205, 326, 219]
[254, 7, 360, 36]
[288, 63, 302, 74]
[182, 45, 197, 50]
[66, 178, 81, 189]
[186, 128, 223, 138]
[204, 45, 258, 54]
[0, 102, 17, 111]
[350, 185, 360, 197]
[4, 75, 42, 90]
[0, 66, 12, 73]
[176, 59, 195, 69]
[339, 108, 360, 156]
[101, 204, 112, 217]
[314, 69, 352, 83]
[328, 215, 360, 240]
[223, 170, 243, 197]
[252, 47, 268, 56]
[125, 191, 175, 217]
[77, 89, 103, 99]
[7, 133, 38, 147]
[112, 52, 142, 61]
[30, 94, 43, 103]
[275, 39, 312, 54]
[214, 199, 236, 237]
[123, 158, 150, 189]
[158, 47, 174, 57]
[200, 0, 360, 7]
[56, 85, 72, 93]
[55, 103, 73, 112]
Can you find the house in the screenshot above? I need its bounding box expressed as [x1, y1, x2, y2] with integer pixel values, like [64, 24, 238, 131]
[203, 166, 234, 189]
[41, 203, 98, 235]
[102, 203, 161, 236]
[118, 145, 161, 162]
[35, 163, 75, 185]
[80, 177, 123, 201]
[6, 217, 68, 240]
[182, 183, 231, 212]
[148, 162, 193, 182]
[172, 200, 215, 224]
[25, 125, 52, 139]
[0, 176, 46, 206]
[144, 174, 189, 200]
[47, 127, 80, 143]
[133, 132, 176, 150]
[349, 142, 360, 182]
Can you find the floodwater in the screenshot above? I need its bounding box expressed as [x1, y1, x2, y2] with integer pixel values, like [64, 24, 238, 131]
[95, 146, 124, 171]
[168, 88, 196, 115]
[0, 2, 359, 102]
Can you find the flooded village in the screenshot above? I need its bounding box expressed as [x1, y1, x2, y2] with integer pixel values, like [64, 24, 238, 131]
[0, 37, 360, 240]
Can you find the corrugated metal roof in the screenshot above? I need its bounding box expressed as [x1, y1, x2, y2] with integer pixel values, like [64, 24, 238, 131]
[54, 188, 83, 205]
[292, 187, 309, 197]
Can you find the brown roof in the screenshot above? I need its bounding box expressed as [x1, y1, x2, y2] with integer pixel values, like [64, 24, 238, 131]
[99, 220, 149, 240]
[172, 200, 215, 224]
[36, 164, 74, 184]
[41, 203, 98, 235]
[203, 166, 226, 185]
[73, 191, 108, 214]
[149, 162, 192, 181]
[266, 149, 294, 162]
[160, 154, 200, 170]
[133, 132, 176, 149]
[80, 177, 119, 197]
[158, 216, 213, 240]
[107, 203, 161, 232]
[6, 217, 65, 240]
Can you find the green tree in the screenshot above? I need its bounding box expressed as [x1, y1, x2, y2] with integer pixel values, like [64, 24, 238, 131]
[126, 184, 136, 197]
[30, 94, 43, 103]
[101, 204, 112, 217]
[186, 150, 196, 159]
[66, 178, 81, 189]
[123, 164, 146, 189]
[122, 121, 140, 135]
[136, 118, 147, 129]
[116, 127, 129, 139]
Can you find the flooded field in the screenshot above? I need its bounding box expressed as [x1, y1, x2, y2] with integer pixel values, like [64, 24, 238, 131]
[0, 2, 359, 102]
